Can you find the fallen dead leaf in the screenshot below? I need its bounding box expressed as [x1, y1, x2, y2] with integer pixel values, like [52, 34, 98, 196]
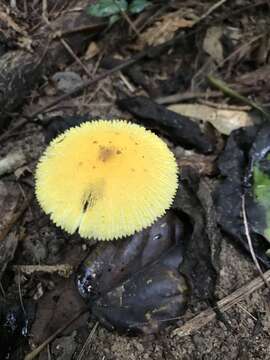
[139, 12, 195, 47]
[85, 41, 100, 60]
[0, 151, 26, 177]
[30, 278, 88, 345]
[203, 26, 224, 65]
[168, 103, 257, 135]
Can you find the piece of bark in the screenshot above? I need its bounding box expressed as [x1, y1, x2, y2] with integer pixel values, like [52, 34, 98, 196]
[117, 96, 215, 153]
[177, 155, 217, 176]
[0, 1, 106, 128]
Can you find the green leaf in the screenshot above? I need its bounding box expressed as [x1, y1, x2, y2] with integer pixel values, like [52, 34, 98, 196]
[109, 13, 121, 26]
[253, 160, 270, 241]
[129, 0, 150, 14]
[87, 0, 128, 18]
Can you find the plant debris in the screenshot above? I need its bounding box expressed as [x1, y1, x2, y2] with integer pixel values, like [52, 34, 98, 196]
[77, 173, 218, 334]
[77, 212, 189, 334]
[117, 96, 215, 153]
[168, 103, 258, 135]
[0, 150, 26, 177]
[215, 123, 270, 267]
[1, 0, 270, 357]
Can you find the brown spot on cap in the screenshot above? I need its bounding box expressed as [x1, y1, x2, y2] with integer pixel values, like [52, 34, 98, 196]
[98, 146, 115, 162]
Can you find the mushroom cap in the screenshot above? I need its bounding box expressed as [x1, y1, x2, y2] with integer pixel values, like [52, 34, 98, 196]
[35, 120, 178, 240]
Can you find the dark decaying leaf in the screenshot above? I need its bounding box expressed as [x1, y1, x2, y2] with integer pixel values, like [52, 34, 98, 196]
[29, 242, 90, 345]
[245, 125, 270, 247]
[30, 278, 88, 345]
[76, 171, 218, 334]
[117, 96, 215, 154]
[0, 299, 35, 359]
[174, 169, 219, 302]
[77, 212, 189, 334]
[215, 123, 270, 267]
[43, 114, 92, 144]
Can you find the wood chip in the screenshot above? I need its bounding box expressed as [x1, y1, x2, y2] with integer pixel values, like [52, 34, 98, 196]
[13, 264, 74, 278]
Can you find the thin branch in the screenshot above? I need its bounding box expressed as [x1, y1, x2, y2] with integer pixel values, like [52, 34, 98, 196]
[13, 264, 74, 278]
[24, 309, 88, 360]
[43, 16, 92, 78]
[18, 270, 26, 315]
[28, 50, 148, 119]
[29, 0, 230, 119]
[155, 91, 223, 105]
[207, 75, 270, 118]
[42, 0, 48, 20]
[77, 322, 99, 360]
[0, 0, 233, 144]
[112, 0, 141, 38]
[173, 268, 270, 337]
[241, 195, 270, 288]
[193, 0, 228, 25]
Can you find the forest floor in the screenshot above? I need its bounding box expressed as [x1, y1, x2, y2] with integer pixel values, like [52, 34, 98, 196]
[1, 0, 270, 359]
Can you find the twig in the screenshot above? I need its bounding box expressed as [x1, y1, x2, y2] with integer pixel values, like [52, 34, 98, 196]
[193, 0, 228, 26]
[198, 99, 251, 111]
[44, 16, 111, 104]
[0, 0, 233, 138]
[155, 91, 223, 105]
[76, 322, 99, 360]
[24, 309, 88, 360]
[0, 281, 6, 297]
[241, 195, 270, 288]
[53, 23, 107, 38]
[215, 34, 264, 71]
[28, 50, 148, 119]
[43, 17, 92, 78]
[237, 303, 257, 321]
[18, 270, 26, 315]
[13, 264, 74, 278]
[112, 0, 141, 37]
[207, 75, 270, 118]
[119, 71, 135, 92]
[120, 9, 141, 38]
[47, 345, 52, 360]
[173, 268, 270, 337]
[42, 0, 48, 20]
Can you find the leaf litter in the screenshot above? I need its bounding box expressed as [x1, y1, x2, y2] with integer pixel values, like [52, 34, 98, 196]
[1, 0, 270, 359]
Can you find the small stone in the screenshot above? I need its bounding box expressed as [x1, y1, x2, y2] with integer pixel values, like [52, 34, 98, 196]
[52, 71, 83, 93]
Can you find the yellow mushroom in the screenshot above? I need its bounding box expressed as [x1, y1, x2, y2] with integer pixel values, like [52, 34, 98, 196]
[35, 120, 178, 240]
